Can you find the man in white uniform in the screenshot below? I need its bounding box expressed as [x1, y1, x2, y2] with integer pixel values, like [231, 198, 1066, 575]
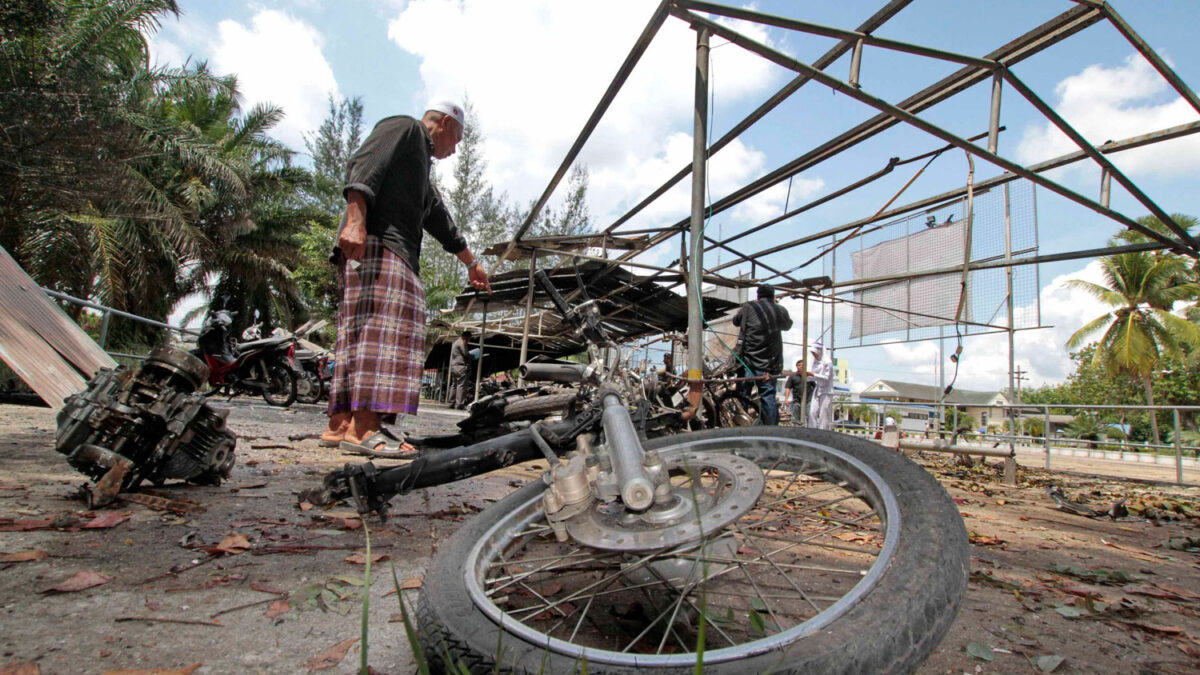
[807, 340, 834, 431]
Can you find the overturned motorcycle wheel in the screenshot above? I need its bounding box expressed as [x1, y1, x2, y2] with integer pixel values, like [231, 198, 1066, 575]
[417, 427, 967, 674]
[260, 362, 297, 407]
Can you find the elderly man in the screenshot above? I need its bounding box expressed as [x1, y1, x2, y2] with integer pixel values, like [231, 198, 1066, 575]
[807, 340, 834, 431]
[732, 284, 793, 425]
[320, 101, 490, 454]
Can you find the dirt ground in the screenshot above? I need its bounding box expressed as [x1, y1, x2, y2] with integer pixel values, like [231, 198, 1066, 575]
[1, 399, 1198, 674]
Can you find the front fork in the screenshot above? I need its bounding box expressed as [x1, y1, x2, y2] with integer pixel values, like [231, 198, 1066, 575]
[308, 388, 664, 521]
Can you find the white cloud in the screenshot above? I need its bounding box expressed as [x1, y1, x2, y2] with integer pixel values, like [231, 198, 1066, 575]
[1014, 52, 1200, 177]
[387, 0, 787, 227]
[210, 11, 339, 150]
[148, 34, 187, 69]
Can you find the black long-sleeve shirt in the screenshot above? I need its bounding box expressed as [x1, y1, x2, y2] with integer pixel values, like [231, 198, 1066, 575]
[337, 115, 467, 274]
[732, 298, 793, 374]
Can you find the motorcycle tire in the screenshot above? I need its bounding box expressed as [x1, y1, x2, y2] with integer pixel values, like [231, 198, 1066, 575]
[502, 392, 576, 422]
[715, 390, 759, 428]
[417, 427, 968, 674]
[259, 361, 297, 407]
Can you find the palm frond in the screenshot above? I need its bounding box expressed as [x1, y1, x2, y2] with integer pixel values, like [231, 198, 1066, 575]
[1063, 279, 1126, 307]
[1066, 313, 1114, 350]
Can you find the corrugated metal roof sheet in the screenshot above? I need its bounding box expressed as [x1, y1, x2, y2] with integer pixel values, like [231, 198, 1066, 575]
[0, 245, 116, 409]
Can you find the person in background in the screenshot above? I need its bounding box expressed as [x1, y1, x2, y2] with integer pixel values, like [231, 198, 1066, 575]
[449, 329, 473, 409]
[783, 358, 811, 426]
[807, 340, 833, 431]
[732, 284, 793, 425]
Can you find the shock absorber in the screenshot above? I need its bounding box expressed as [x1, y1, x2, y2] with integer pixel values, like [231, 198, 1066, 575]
[598, 388, 657, 511]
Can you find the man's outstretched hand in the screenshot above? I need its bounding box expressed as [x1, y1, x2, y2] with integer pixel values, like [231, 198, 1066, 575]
[469, 262, 491, 294]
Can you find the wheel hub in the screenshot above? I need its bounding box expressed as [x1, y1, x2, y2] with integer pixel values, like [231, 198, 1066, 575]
[565, 450, 764, 551]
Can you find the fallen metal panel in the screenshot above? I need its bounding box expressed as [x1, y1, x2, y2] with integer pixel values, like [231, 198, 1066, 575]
[0, 245, 115, 408]
[0, 308, 87, 409]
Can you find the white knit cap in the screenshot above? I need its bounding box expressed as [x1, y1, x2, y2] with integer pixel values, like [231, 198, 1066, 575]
[810, 340, 824, 356]
[426, 100, 465, 128]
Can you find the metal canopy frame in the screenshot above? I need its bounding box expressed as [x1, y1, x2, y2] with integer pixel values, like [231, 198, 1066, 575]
[451, 0, 1200, 400]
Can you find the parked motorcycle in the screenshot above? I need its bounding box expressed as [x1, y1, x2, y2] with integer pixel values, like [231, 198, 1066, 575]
[192, 310, 300, 406]
[294, 347, 331, 404]
[307, 269, 968, 673]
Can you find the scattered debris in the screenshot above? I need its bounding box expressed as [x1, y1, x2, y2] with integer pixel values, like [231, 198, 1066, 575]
[43, 569, 111, 593]
[303, 638, 357, 671]
[100, 665, 201, 675]
[0, 550, 48, 563]
[211, 535, 251, 555]
[119, 493, 205, 514]
[382, 577, 423, 597]
[83, 510, 130, 529]
[114, 617, 220, 628]
[345, 550, 389, 565]
[55, 349, 237, 506]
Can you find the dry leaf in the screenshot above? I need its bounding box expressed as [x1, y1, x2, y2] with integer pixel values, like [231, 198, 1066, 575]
[0, 519, 54, 532]
[101, 664, 200, 675]
[213, 534, 251, 555]
[298, 501, 314, 512]
[43, 570, 111, 593]
[382, 577, 423, 597]
[0, 662, 40, 675]
[344, 551, 389, 565]
[1124, 621, 1184, 636]
[264, 599, 291, 619]
[0, 550, 48, 563]
[303, 638, 357, 671]
[84, 511, 131, 529]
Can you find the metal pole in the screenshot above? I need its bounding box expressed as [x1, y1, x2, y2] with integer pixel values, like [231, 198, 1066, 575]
[1004, 182, 1015, 459]
[1044, 405, 1051, 471]
[517, 253, 537, 385]
[988, 72, 1002, 154]
[849, 38, 864, 88]
[686, 27, 711, 410]
[1100, 168, 1111, 208]
[98, 310, 112, 349]
[1174, 408, 1183, 484]
[474, 301, 488, 401]
[800, 294, 809, 425]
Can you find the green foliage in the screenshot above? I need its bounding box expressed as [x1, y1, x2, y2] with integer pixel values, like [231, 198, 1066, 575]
[293, 95, 364, 322]
[1, 0, 323, 350]
[1063, 225, 1200, 444]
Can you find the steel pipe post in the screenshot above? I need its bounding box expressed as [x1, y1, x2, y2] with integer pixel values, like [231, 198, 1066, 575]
[1044, 405, 1052, 471]
[1175, 408, 1184, 484]
[686, 27, 711, 415]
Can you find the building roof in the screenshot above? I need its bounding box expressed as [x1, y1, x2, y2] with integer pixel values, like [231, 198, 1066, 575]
[861, 379, 1007, 406]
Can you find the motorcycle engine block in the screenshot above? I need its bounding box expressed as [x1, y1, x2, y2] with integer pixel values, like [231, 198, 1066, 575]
[56, 348, 237, 501]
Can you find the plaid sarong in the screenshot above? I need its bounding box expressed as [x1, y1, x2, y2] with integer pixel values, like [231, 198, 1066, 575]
[328, 238, 425, 415]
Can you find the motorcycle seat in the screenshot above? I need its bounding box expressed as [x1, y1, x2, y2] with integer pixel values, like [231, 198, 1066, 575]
[239, 337, 292, 351]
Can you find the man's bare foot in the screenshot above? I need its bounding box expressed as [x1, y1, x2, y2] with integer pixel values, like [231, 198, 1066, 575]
[320, 412, 351, 444]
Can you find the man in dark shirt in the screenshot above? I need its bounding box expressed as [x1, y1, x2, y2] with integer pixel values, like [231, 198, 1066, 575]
[731, 284, 793, 425]
[321, 101, 491, 453]
[783, 359, 813, 426]
[449, 329, 472, 409]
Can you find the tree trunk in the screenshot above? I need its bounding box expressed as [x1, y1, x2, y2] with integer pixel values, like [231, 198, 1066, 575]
[1142, 374, 1160, 446]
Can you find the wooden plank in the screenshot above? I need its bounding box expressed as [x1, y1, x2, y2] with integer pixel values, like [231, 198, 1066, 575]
[0, 246, 116, 377]
[0, 309, 86, 409]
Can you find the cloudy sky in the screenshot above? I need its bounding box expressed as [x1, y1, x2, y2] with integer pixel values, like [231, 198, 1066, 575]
[151, 0, 1200, 394]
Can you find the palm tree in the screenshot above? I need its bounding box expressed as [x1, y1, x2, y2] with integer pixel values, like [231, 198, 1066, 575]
[1066, 250, 1200, 444]
[2, 0, 238, 337]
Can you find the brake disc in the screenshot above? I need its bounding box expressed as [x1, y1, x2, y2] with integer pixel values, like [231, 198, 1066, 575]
[565, 450, 764, 551]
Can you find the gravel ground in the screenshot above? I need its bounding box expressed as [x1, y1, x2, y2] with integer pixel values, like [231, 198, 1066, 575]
[1, 399, 1198, 674]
